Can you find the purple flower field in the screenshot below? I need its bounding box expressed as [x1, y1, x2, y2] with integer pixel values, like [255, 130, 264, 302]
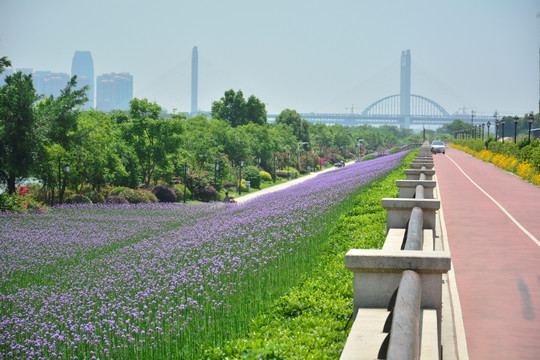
[0, 151, 407, 359]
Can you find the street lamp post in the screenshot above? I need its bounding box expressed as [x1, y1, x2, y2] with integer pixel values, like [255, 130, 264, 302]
[287, 154, 291, 180]
[495, 120, 500, 141]
[501, 118, 506, 143]
[528, 113, 534, 143]
[514, 116, 519, 143]
[273, 153, 277, 183]
[481, 123, 485, 140]
[238, 160, 244, 195]
[183, 163, 189, 204]
[487, 121, 491, 139]
[214, 160, 219, 192]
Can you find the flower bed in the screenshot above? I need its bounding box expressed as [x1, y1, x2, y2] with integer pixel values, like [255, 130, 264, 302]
[0, 151, 408, 359]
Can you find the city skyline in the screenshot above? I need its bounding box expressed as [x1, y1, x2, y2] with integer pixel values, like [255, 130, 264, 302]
[0, 0, 539, 117]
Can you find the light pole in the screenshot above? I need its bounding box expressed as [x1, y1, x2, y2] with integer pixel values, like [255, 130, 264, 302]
[487, 121, 491, 139]
[214, 160, 219, 192]
[287, 154, 291, 180]
[183, 163, 189, 204]
[495, 120, 500, 141]
[238, 160, 244, 195]
[528, 113, 534, 142]
[481, 123, 485, 140]
[273, 153, 277, 183]
[501, 118, 506, 143]
[514, 116, 519, 143]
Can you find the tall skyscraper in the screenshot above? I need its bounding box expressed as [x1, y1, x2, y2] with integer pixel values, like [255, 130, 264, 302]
[191, 46, 198, 116]
[96, 72, 133, 112]
[71, 51, 94, 109]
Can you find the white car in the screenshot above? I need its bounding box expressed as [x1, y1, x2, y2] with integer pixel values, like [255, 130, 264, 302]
[430, 141, 445, 154]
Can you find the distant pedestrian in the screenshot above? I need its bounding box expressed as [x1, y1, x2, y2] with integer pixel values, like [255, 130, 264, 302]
[223, 191, 235, 203]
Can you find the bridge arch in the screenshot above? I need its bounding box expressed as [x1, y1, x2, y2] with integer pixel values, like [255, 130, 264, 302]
[361, 94, 450, 117]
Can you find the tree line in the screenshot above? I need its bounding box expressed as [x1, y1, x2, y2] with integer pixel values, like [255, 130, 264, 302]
[0, 59, 424, 203]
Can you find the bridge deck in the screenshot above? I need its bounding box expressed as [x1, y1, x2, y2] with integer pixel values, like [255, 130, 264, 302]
[433, 147, 540, 359]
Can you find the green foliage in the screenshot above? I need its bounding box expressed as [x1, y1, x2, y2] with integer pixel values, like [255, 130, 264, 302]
[244, 166, 261, 189]
[0, 192, 26, 213]
[115, 188, 157, 204]
[211, 89, 267, 127]
[204, 150, 416, 359]
[173, 184, 191, 201]
[81, 189, 105, 204]
[275, 109, 310, 144]
[109, 186, 126, 196]
[260, 171, 272, 182]
[64, 194, 92, 204]
[0, 71, 40, 194]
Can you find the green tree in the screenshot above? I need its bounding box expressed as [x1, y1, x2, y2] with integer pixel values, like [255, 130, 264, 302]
[0, 72, 40, 194]
[70, 111, 127, 191]
[121, 98, 183, 187]
[275, 109, 310, 144]
[0, 56, 11, 73]
[246, 95, 267, 125]
[211, 89, 248, 127]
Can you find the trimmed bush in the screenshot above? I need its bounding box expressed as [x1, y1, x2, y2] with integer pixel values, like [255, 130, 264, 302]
[82, 190, 105, 204]
[105, 195, 129, 204]
[244, 166, 261, 189]
[116, 188, 155, 204]
[260, 171, 272, 182]
[109, 187, 126, 196]
[151, 185, 177, 203]
[64, 194, 92, 204]
[223, 182, 237, 189]
[199, 186, 218, 202]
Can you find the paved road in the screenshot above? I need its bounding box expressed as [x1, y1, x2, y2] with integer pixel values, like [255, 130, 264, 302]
[433, 147, 540, 359]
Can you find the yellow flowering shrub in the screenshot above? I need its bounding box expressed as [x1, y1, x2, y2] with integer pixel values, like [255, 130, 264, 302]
[450, 142, 539, 186]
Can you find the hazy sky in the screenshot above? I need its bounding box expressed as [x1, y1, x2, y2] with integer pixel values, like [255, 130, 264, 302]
[1, 0, 539, 117]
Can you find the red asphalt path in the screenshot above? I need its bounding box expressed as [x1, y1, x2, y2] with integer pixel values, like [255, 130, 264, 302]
[433, 147, 540, 359]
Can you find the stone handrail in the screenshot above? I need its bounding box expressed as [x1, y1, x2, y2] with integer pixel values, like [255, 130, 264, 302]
[341, 142, 451, 360]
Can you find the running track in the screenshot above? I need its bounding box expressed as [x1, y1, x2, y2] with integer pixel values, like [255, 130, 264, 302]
[433, 147, 540, 359]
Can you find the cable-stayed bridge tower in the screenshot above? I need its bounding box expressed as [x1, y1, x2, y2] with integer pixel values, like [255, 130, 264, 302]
[191, 46, 198, 116]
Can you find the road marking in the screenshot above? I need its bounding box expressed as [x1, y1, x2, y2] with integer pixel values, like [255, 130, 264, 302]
[446, 154, 540, 248]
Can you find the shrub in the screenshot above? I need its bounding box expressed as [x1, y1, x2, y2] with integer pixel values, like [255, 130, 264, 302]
[199, 186, 218, 202]
[223, 182, 237, 189]
[81, 189, 105, 204]
[0, 193, 26, 213]
[276, 171, 289, 178]
[64, 194, 92, 204]
[143, 191, 158, 203]
[105, 195, 129, 204]
[244, 166, 261, 189]
[109, 187, 126, 196]
[151, 185, 177, 203]
[116, 188, 153, 204]
[260, 171, 272, 182]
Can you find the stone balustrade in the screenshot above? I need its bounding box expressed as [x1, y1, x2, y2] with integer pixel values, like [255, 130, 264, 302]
[341, 142, 451, 360]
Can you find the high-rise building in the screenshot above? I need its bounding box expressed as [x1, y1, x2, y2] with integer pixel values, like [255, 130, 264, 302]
[191, 46, 198, 116]
[71, 51, 94, 109]
[96, 72, 133, 112]
[33, 71, 70, 98]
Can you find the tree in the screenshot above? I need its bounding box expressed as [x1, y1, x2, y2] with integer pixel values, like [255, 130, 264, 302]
[211, 89, 267, 127]
[275, 109, 310, 144]
[121, 98, 183, 187]
[70, 110, 127, 191]
[0, 56, 11, 73]
[34, 76, 88, 203]
[211, 89, 247, 127]
[0, 72, 40, 194]
[246, 95, 267, 125]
